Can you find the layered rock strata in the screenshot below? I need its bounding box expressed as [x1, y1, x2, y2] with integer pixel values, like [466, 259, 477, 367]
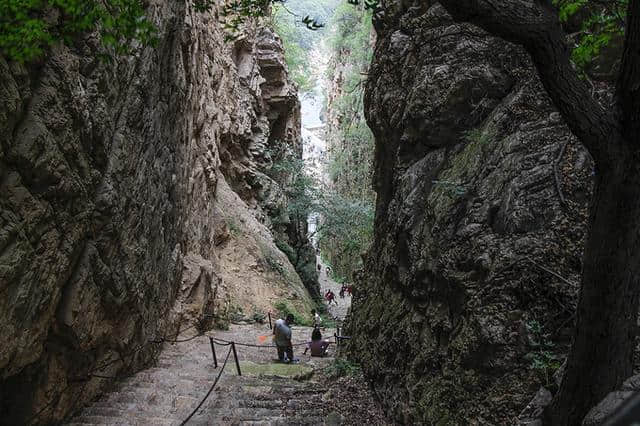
[345, 2, 593, 423]
[0, 3, 312, 424]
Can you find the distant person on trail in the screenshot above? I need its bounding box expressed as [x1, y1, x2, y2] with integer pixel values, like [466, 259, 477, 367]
[311, 309, 322, 328]
[325, 290, 337, 305]
[346, 285, 353, 297]
[303, 328, 330, 357]
[317, 264, 321, 271]
[339, 285, 346, 299]
[273, 314, 297, 363]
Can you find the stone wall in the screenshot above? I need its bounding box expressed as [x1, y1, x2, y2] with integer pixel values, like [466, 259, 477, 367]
[345, 1, 593, 423]
[0, 2, 312, 423]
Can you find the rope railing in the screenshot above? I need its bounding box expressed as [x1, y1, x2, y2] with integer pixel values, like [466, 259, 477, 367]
[25, 315, 216, 426]
[26, 313, 348, 426]
[179, 345, 233, 426]
[210, 337, 310, 348]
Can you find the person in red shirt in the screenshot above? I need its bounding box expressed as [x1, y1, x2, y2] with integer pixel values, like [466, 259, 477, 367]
[324, 289, 337, 305]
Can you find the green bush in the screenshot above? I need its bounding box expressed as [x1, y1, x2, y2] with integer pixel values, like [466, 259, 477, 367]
[0, 0, 157, 62]
[265, 255, 285, 275]
[251, 310, 267, 324]
[227, 219, 242, 236]
[274, 300, 311, 326]
[327, 358, 361, 377]
[228, 305, 245, 323]
[275, 238, 296, 261]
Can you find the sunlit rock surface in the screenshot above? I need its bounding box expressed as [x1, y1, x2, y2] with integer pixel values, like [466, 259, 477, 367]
[0, 3, 313, 423]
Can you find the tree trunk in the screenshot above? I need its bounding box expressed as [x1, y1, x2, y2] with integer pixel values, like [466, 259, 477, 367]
[545, 147, 640, 425]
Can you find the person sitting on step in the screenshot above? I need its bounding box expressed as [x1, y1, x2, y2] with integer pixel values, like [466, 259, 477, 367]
[303, 328, 330, 357]
[273, 313, 298, 363]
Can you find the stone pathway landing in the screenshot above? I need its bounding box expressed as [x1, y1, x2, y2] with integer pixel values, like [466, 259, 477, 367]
[67, 324, 340, 425]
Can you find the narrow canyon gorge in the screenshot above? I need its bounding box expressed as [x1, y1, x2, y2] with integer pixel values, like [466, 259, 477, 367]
[1, 0, 638, 425]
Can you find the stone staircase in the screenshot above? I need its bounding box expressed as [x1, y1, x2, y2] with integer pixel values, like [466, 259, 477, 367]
[66, 325, 336, 426]
[192, 373, 329, 425]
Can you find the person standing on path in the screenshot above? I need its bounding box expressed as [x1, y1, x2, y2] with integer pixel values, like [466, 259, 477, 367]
[325, 290, 337, 305]
[273, 314, 296, 362]
[311, 309, 322, 328]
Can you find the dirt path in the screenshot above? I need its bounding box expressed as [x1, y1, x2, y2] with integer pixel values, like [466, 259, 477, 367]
[317, 256, 351, 321]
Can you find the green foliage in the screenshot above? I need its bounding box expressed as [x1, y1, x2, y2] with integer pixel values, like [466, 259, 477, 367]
[327, 357, 361, 377]
[554, 0, 627, 68]
[318, 5, 375, 281]
[274, 300, 311, 325]
[325, 4, 374, 202]
[275, 237, 296, 260]
[251, 310, 267, 323]
[228, 219, 242, 236]
[0, 0, 157, 62]
[272, 7, 316, 92]
[220, 0, 272, 41]
[316, 311, 337, 327]
[270, 152, 322, 224]
[271, 0, 339, 92]
[432, 180, 467, 197]
[273, 0, 339, 50]
[265, 254, 286, 275]
[328, 1, 373, 63]
[464, 127, 494, 146]
[297, 261, 319, 289]
[317, 193, 374, 280]
[524, 320, 562, 387]
[228, 305, 246, 322]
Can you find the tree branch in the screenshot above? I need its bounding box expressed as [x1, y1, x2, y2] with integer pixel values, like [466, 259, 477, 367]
[436, 0, 621, 168]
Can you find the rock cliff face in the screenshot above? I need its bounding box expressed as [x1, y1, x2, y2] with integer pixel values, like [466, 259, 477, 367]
[345, 1, 593, 423]
[0, 3, 313, 423]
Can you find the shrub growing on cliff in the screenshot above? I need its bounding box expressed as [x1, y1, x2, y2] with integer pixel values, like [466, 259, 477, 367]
[0, 0, 156, 61]
[274, 300, 310, 325]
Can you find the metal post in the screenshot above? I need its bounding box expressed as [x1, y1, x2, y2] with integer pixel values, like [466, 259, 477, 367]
[209, 337, 218, 368]
[335, 333, 339, 348]
[268, 311, 272, 330]
[231, 342, 242, 376]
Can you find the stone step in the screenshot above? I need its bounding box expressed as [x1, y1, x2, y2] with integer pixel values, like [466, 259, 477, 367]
[198, 415, 326, 426]
[88, 395, 200, 415]
[274, 417, 326, 425]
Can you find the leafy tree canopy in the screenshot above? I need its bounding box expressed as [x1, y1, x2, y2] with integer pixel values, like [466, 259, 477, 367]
[0, 0, 628, 69]
[0, 0, 156, 61]
[554, 0, 628, 67]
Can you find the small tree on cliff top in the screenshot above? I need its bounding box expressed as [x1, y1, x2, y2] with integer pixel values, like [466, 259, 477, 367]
[434, 0, 639, 424]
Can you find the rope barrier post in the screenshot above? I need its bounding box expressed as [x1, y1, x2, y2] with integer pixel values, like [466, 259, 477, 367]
[231, 342, 242, 376]
[209, 337, 218, 368]
[268, 311, 272, 330]
[335, 333, 339, 349]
